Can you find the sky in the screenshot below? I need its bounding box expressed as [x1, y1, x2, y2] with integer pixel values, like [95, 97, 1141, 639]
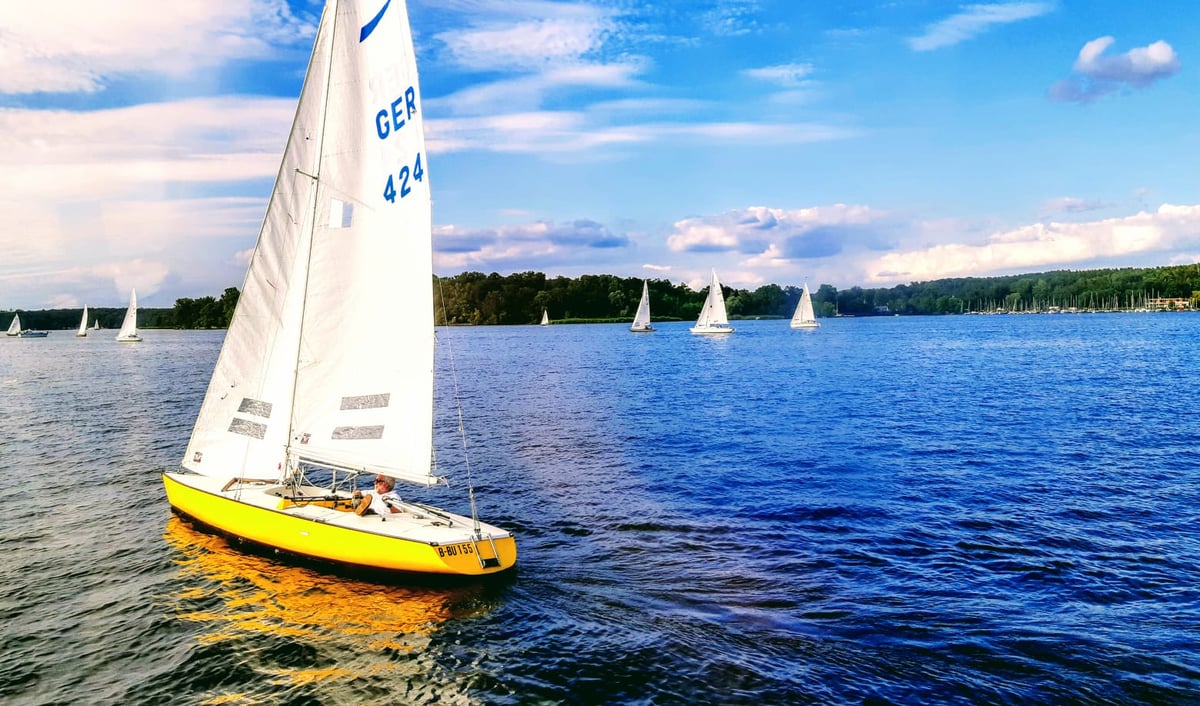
[1, 0, 1197, 309]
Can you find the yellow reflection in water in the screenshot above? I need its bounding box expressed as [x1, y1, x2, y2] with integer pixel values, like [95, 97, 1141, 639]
[163, 516, 495, 704]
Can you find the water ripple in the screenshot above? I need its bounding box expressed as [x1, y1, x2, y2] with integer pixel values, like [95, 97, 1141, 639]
[2, 318, 1199, 703]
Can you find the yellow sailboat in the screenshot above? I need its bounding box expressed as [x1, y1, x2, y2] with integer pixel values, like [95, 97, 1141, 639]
[162, 0, 516, 578]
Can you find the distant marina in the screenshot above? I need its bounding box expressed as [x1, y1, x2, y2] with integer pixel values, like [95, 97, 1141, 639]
[962, 296, 1195, 315]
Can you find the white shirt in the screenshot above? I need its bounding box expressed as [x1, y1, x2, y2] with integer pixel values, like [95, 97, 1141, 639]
[367, 489, 402, 515]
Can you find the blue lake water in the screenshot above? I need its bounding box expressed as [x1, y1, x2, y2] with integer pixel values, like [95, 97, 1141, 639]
[1, 315, 1198, 704]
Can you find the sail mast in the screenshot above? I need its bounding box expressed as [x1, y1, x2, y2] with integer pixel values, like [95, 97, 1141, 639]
[284, 0, 342, 475]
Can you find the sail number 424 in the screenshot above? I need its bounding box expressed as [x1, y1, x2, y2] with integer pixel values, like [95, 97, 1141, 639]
[383, 152, 424, 202]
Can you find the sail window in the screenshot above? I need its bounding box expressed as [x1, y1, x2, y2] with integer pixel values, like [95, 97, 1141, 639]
[237, 398, 273, 418]
[330, 199, 353, 228]
[332, 425, 384, 440]
[340, 393, 390, 410]
[229, 418, 267, 440]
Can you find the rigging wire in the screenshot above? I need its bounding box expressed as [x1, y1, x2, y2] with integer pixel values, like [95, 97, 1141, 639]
[434, 276, 483, 537]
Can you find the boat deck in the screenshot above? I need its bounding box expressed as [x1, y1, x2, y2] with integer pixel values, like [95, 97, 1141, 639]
[168, 472, 510, 545]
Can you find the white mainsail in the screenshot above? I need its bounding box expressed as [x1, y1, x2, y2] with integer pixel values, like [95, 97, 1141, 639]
[691, 269, 734, 334]
[182, 0, 436, 487]
[540, 309, 549, 326]
[115, 289, 141, 342]
[76, 306, 89, 337]
[790, 282, 820, 329]
[630, 280, 653, 331]
[6, 313, 19, 336]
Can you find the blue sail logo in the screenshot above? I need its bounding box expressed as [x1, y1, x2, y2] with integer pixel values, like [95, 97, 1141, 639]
[359, 0, 391, 42]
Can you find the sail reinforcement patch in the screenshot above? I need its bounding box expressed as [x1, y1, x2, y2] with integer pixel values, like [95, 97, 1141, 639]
[238, 398, 273, 418]
[332, 425, 384, 440]
[229, 418, 268, 440]
[340, 393, 390, 410]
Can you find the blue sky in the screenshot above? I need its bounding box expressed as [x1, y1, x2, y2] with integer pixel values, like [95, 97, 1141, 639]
[1, 0, 1196, 308]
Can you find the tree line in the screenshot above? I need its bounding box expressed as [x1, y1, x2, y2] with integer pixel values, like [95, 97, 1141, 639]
[434, 264, 1200, 324]
[5, 265, 1199, 331]
[3, 288, 240, 331]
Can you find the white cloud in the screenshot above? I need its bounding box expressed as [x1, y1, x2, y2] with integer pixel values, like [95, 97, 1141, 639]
[1041, 196, 1111, 216]
[422, 2, 851, 161]
[428, 111, 856, 155]
[667, 222, 741, 252]
[0, 97, 291, 307]
[428, 63, 643, 116]
[588, 98, 711, 115]
[668, 204, 881, 255]
[651, 203, 1200, 291]
[101, 259, 172, 299]
[863, 205, 1200, 283]
[1049, 37, 1180, 103]
[428, 1, 627, 119]
[0, 98, 293, 200]
[436, 15, 611, 72]
[0, 0, 313, 93]
[702, 0, 762, 37]
[739, 243, 790, 269]
[742, 63, 815, 87]
[908, 2, 1054, 52]
[433, 220, 630, 272]
[428, 111, 647, 154]
[0, 258, 171, 305]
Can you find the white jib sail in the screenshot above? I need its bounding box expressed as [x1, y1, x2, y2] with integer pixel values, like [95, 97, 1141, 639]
[792, 283, 817, 325]
[695, 269, 729, 327]
[116, 290, 139, 340]
[632, 280, 652, 329]
[6, 314, 20, 335]
[182, 0, 437, 487]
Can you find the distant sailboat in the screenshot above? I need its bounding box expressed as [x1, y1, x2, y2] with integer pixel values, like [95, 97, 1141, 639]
[115, 289, 142, 342]
[76, 306, 89, 337]
[540, 309, 549, 326]
[790, 282, 820, 329]
[690, 269, 735, 334]
[630, 279, 654, 332]
[92, 319, 101, 330]
[9, 310, 48, 337]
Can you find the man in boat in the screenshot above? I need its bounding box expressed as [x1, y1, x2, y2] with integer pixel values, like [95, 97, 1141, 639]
[353, 475, 402, 516]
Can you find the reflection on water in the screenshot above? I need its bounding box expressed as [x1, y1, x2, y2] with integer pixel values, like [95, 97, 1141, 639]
[161, 516, 497, 704]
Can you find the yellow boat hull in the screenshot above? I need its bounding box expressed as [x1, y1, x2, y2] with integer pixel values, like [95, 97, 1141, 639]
[162, 473, 516, 577]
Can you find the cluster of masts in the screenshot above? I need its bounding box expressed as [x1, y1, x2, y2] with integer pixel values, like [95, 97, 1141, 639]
[964, 293, 1193, 314]
[540, 270, 822, 333]
[4, 289, 143, 342]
